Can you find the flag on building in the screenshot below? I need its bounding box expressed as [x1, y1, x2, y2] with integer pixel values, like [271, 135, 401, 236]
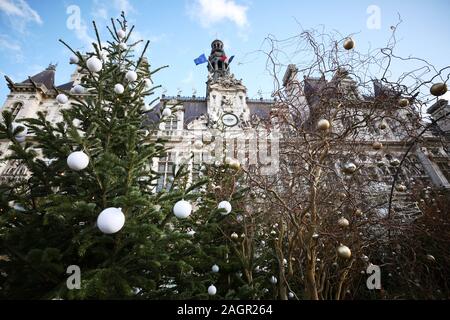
[219, 55, 228, 62]
[228, 55, 235, 64]
[194, 54, 208, 65]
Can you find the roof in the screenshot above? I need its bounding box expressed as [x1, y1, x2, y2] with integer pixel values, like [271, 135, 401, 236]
[427, 99, 448, 115]
[145, 96, 274, 129]
[20, 64, 56, 90]
[56, 81, 74, 91]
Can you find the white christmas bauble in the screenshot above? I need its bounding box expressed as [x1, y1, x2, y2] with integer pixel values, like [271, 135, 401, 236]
[218, 201, 232, 215]
[73, 85, 85, 94]
[337, 245, 352, 259]
[114, 84, 124, 94]
[119, 42, 128, 50]
[208, 285, 217, 296]
[67, 151, 89, 171]
[270, 276, 278, 284]
[162, 108, 172, 117]
[56, 93, 68, 104]
[86, 56, 103, 73]
[261, 240, 266, 246]
[12, 122, 28, 138]
[338, 217, 350, 228]
[288, 292, 294, 299]
[212, 264, 219, 273]
[187, 230, 196, 236]
[193, 140, 203, 149]
[97, 207, 125, 234]
[69, 55, 79, 64]
[117, 29, 126, 40]
[173, 200, 192, 219]
[231, 232, 239, 240]
[125, 70, 138, 82]
[144, 78, 152, 89]
[317, 119, 330, 130]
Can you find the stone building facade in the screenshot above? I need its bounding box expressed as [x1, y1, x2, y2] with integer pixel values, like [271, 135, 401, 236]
[1, 40, 449, 203]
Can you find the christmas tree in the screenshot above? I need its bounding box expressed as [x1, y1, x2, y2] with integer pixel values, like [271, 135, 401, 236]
[0, 12, 269, 300]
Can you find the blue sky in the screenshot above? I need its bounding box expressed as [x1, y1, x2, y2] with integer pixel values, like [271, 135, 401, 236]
[0, 0, 449, 104]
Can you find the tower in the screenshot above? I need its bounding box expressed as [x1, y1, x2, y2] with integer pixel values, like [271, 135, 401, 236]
[208, 40, 229, 80]
[205, 40, 249, 127]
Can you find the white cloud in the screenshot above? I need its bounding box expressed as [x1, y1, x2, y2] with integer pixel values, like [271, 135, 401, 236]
[0, 34, 23, 62]
[187, 0, 249, 28]
[0, 0, 42, 32]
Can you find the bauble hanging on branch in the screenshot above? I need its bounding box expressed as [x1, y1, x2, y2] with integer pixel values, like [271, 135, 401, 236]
[337, 245, 352, 259]
[211, 264, 220, 273]
[125, 70, 138, 82]
[67, 151, 89, 171]
[343, 38, 355, 50]
[97, 207, 125, 234]
[86, 56, 103, 73]
[173, 200, 192, 219]
[430, 83, 447, 97]
[208, 285, 217, 296]
[117, 29, 126, 40]
[11, 122, 28, 142]
[372, 141, 383, 150]
[72, 85, 85, 95]
[218, 201, 232, 215]
[56, 93, 68, 104]
[338, 217, 350, 228]
[114, 84, 124, 94]
[69, 55, 79, 64]
[398, 98, 409, 107]
[317, 119, 330, 131]
[162, 107, 172, 117]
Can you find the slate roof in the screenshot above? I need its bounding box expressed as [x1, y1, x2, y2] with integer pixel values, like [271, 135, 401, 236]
[20, 65, 56, 90]
[145, 96, 274, 129]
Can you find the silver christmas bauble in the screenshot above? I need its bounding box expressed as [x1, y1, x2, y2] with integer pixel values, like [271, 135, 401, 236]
[114, 83, 124, 94]
[56, 93, 68, 104]
[125, 70, 138, 82]
[208, 284, 217, 295]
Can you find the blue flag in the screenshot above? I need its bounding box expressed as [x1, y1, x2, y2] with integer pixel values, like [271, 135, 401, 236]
[194, 54, 208, 65]
[228, 55, 235, 64]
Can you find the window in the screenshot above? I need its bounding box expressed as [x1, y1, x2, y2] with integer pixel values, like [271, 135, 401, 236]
[156, 153, 174, 191]
[163, 115, 178, 135]
[10, 102, 23, 119]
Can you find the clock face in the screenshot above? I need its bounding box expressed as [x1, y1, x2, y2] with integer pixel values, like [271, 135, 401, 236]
[221, 113, 239, 127]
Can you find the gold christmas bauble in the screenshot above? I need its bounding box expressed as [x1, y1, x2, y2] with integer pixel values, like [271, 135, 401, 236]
[372, 141, 383, 150]
[343, 38, 355, 50]
[398, 98, 409, 107]
[430, 83, 447, 97]
[229, 159, 241, 170]
[317, 119, 330, 130]
[338, 217, 350, 228]
[337, 245, 352, 259]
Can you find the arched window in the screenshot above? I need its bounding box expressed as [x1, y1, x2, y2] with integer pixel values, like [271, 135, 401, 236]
[10, 102, 23, 119]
